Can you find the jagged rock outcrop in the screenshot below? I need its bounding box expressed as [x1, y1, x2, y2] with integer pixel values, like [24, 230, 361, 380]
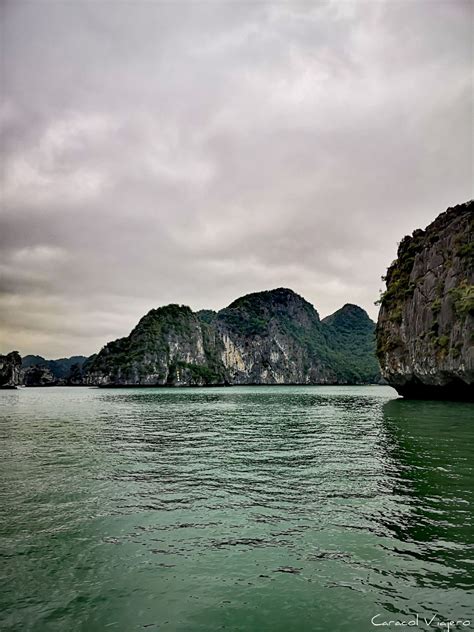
[0, 351, 22, 388]
[22, 365, 57, 386]
[21, 355, 89, 385]
[86, 304, 226, 386]
[214, 289, 335, 384]
[85, 288, 380, 386]
[376, 201, 473, 400]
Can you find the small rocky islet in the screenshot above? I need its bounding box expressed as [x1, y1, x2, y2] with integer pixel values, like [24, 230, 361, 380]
[1, 201, 472, 399]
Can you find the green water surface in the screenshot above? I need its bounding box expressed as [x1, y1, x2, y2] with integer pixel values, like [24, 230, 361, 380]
[0, 386, 472, 631]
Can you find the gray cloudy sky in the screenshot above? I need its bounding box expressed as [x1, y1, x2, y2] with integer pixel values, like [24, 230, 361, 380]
[1, 0, 472, 358]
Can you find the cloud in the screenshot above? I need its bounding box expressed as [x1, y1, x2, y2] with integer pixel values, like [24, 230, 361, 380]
[0, 0, 472, 357]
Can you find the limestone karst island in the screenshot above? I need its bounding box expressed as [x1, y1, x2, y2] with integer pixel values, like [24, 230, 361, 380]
[377, 201, 473, 400]
[2, 202, 473, 400]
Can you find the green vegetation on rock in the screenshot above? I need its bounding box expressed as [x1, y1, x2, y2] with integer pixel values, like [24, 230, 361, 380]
[322, 304, 380, 384]
[84, 287, 380, 386]
[376, 200, 473, 400]
[450, 282, 474, 317]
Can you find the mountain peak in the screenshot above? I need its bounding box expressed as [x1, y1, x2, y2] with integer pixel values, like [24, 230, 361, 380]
[322, 304, 373, 327]
[340, 303, 371, 318]
[226, 287, 305, 309]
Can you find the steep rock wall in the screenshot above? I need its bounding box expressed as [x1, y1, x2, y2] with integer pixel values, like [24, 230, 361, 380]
[0, 351, 22, 388]
[376, 201, 473, 400]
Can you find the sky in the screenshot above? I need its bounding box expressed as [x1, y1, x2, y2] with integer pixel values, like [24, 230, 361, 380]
[0, 0, 472, 358]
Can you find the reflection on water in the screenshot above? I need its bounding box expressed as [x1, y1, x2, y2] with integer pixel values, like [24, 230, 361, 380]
[380, 400, 474, 596]
[0, 386, 472, 632]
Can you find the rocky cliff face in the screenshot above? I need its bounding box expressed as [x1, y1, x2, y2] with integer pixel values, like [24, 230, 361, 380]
[22, 365, 57, 386]
[214, 289, 335, 384]
[0, 353, 92, 387]
[376, 201, 473, 400]
[0, 351, 22, 388]
[85, 304, 227, 386]
[85, 288, 380, 386]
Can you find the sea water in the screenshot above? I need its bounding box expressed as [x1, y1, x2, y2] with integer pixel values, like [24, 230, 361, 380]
[1, 386, 472, 631]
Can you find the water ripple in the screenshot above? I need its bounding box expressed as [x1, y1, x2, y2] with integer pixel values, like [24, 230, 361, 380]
[1, 386, 473, 632]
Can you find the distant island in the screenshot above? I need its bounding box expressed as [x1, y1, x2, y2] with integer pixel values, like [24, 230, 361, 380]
[0, 290, 381, 387]
[86, 289, 381, 386]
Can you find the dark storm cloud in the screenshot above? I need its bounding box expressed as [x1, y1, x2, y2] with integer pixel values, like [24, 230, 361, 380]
[1, 1, 472, 357]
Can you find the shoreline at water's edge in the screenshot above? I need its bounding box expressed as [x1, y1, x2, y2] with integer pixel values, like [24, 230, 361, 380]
[94, 381, 385, 389]
[7, 382, 389, 390]
[9, 383, 474, 402]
